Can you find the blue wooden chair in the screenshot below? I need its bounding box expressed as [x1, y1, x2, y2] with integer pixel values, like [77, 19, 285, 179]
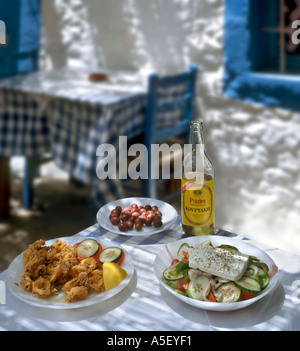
[144, 65, 198, 199]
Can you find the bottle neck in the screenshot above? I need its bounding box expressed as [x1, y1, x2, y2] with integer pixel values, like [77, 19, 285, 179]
[189, 121, 204, 152]
[183, 122, 205, 179]
[189, 126, 204, 148]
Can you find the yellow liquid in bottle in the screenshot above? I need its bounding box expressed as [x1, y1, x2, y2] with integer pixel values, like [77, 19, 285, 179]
[181, 173, 214, 236]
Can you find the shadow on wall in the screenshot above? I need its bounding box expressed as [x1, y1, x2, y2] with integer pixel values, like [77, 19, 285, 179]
[40, 0, 202, 73]
[85, 0, 202, 73]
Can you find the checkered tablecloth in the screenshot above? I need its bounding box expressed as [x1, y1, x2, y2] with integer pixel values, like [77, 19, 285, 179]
[74, 217, 236, 246]
[0, 66, 194, 205]
[51, 93, 147, 205]
[0, 67, 148, 205]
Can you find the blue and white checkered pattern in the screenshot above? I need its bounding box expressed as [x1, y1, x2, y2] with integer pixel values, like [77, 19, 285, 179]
[0, 87, 51, 156]
[75, 217, 237, 247]
[0, 68, 191, 206]
[50, 94, 146, 204]
[0, 81, 147, 205]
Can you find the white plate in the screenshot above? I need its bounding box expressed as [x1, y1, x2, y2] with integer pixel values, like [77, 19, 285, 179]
[97, 197, 178, 236]
[6, 236, 134, 310]
[154, 236, 281, 312]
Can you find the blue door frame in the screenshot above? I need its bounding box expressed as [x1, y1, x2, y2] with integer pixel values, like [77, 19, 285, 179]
[0, 0, 41, 78]
[224, 0, 300, 111]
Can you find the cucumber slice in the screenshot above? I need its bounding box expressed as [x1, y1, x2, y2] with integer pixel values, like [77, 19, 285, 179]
[76, 239, 100, 258]
[255, 267, 268, 284]
[217, 244, 238, 252]
[187, 275, 210, 300]
[234, 277, 261, 294]
[163, 264, 184, 281]
[161, 277, 177, 289]
[175, 289, 188, 297]
[260, 275, 270, 289]
[188, 269, 202, 281]
[201, 240, 212, 246]
[99, 247, 122, 263]
[215, 282, 241, 303]
[253, 262, 268, 273]
[244, 265, 258, 279]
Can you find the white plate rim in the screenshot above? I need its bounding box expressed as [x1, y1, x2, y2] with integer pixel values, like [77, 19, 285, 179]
[96, 197, 178, 236]
[6, 236, 134, 310]
[154, 235, 281, 312]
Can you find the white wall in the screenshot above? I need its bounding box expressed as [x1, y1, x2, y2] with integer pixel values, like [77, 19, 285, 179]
[40, 0, 300, 254]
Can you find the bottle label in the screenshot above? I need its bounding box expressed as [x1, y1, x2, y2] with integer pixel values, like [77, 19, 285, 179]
[181, 178, 214, 227]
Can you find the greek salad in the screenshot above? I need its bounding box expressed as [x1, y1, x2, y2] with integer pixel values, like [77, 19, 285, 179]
[161, 240, 278, 303]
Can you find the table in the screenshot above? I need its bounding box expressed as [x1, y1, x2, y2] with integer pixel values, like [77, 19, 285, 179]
[0, 67, 148, 217]
[0, 221, 299, 331]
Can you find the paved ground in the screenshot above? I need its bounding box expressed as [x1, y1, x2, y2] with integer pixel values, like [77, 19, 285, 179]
[0, 169, 91, 271]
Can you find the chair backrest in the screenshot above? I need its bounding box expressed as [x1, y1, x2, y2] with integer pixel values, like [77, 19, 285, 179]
[143, 65, 198, 198]
[145, 65, 198, 147]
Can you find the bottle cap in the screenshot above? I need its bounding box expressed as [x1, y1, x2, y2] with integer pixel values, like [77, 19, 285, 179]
[190, 121, 203, 131]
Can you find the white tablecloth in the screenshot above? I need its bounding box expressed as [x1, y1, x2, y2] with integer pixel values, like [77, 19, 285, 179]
[0, 222, 299, 331]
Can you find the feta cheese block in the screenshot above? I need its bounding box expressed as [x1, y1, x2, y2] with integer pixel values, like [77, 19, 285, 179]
[188, 244, 250, 281]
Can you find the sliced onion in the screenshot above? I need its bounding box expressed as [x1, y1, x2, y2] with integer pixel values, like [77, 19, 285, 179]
[188, 269, 201, 281]
[165, 245, 174, 261]
[202, 281, 211, 301]
[244, 264, 258, 277]
[211, 280, 222, 301]
[215, 278, 230, 285]
[212, 288, 223, 302]
[201, 272, 214, 278]
[228, 293, 237, 303]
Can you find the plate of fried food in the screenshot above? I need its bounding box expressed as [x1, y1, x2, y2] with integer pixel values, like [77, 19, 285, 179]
[6, 236, 134, 309]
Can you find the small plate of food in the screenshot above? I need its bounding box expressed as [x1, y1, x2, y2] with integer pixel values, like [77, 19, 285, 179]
[96, 197, 178, 236]
[6, 236, 134, 309]
[154, 236, 281, 311]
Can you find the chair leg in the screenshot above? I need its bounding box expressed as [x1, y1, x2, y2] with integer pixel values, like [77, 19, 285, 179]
[149, 180, 157, 199]
[142, 178, 155, 199]
[89, 197, 98, 225]
[0, 156, 10, 218]
[23, 157, 35, 210]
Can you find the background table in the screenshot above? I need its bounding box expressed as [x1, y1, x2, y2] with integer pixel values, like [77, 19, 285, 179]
[0, 221, 299, 331]
[0, 67, 148, 216]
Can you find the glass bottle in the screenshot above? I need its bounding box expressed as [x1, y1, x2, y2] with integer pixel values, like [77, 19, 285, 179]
[181, 121, 214, 235]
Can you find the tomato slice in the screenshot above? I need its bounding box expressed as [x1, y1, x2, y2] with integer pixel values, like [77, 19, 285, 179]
[114, 249, 125, 266]
[240, 290, 256, 301]
[176, 278, 190, 292]
[171, 259, 180, 265]
[182, 251, 188, 260]
[207, 291, 217, 302]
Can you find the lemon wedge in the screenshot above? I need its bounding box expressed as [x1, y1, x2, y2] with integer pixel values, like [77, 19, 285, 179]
[103, 262, 127, 290]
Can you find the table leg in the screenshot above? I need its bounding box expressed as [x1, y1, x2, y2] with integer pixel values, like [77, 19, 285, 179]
[0, 156, 10, 219]
[23, 156, 35, 210]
